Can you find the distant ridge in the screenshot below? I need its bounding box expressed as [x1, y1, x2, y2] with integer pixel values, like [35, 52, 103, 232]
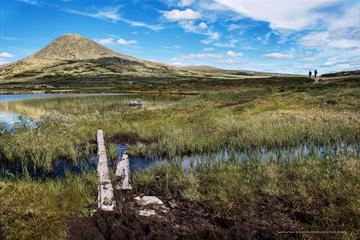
[321, 70, 360, 77]
[181, 65, 293, 77]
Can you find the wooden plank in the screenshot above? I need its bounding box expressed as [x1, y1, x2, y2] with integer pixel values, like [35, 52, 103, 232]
[115, 152, 132, 190]
[97, 130, 116, 211]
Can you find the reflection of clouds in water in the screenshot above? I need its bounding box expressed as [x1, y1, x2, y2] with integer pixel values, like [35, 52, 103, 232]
[0, 93, 131, 103]
[0, 111, 19, 125]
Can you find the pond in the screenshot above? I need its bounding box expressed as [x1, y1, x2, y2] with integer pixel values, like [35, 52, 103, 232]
[1, 143, 359, 179]
[1, 93, 359, 179]
[0, 93, 131, 126]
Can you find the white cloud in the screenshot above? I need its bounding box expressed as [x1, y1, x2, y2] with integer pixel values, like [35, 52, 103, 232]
[172, 61, 185, 66]
[228, 24, 242, 31]
[117, 38, 137, 45]
[321, 59, 360, 68]
[263, 52, 294, 59]
[171, 50, 247, 67]
[97, 38, 114, 45]
[300, 57, 315, 62]
[203, 47, 214, 51]
[214, 0, 338, 30]
[63, 6, 121, 22]
[62, 6, 162, 31]
[327, 5, 360, 30]
[122, 19, 163, 31]
[213, 39, 238, 48]
[198, 22, 208, 29]
[163, 9, 201, 21]
[215, 59, 239, 65]
[0, 52, 15, 58]
[201, 31, 220, 44]
[257, 32, 272, 45]
[300, 30, 359, 49]
[178, 0, 193, 7]
[16, 0, 40, 6]
[226, 50, 242, 58]
[179, 53, 224, 60]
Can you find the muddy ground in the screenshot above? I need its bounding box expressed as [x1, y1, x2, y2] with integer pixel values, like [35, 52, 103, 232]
[68, 191, 352, 240]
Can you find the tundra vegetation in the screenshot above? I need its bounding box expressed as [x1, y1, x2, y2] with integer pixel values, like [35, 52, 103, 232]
[0, 75, 359, 239]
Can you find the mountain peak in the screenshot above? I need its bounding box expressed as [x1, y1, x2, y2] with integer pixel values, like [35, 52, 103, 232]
[1, 33, 187, 82]
[28, 33, 121, 61]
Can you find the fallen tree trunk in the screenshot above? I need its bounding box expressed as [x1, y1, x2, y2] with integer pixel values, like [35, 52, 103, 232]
[97, 130, 116, 211]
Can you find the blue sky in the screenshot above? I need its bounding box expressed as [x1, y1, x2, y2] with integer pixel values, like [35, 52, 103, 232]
[0, 0, 359, 74]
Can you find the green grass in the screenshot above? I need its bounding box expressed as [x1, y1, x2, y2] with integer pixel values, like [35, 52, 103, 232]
[0, 173, 97, 240]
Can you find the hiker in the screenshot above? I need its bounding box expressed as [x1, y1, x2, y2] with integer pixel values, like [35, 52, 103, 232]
[309, 70, 312, 78]
[314, 69, 318, 78]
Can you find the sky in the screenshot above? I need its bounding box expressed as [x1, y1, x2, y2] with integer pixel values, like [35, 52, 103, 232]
[0, 0, 359, 74]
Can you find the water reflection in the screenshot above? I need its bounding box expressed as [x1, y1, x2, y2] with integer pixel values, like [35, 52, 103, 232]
[0, 111, 21, 126]
[1, 143, 358, 179]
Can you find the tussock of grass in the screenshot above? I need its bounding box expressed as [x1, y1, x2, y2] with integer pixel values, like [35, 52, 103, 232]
[0, 173, 97, 240]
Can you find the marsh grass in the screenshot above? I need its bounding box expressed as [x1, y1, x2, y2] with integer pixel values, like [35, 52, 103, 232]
[1, 77, 360, 171]
[133, 155, 360, 239]
[0, 173, 97, 240]
[1, 76, 359, 239]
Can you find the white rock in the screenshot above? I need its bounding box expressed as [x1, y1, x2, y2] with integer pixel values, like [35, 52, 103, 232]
[135, 196, 164, 206]
[128, 99, 143, 107]
[139, 209, 156, 216]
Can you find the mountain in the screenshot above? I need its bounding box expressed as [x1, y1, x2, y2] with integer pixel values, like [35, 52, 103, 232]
[181, 65, 293, 77]
[0, 34, 189, 83]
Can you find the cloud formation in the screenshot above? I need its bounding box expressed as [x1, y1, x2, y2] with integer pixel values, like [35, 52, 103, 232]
[0, 52, 15, 58]
[213, 0, 338, 30]
[163, 9, 201, 21]
[263, 53, 294, 59]
[117, 38, 137, 45]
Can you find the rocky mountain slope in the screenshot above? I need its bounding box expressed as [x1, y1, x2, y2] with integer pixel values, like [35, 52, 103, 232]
[0, 34, 189, 83]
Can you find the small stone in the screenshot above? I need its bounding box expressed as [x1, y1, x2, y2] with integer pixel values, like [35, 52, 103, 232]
[161, 206, 170, 213]
[128, 99, 143, 107]
[168, 200, 178, 208]
[135, 196, 163, 206]
[139, 209, 156, 216]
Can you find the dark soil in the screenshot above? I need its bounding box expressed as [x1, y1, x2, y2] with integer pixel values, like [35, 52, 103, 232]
[107, 132, 153, 145]
[68, 192, 348, 240]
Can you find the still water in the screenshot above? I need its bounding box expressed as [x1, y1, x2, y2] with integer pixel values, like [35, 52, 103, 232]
[0, 93, 129, 126]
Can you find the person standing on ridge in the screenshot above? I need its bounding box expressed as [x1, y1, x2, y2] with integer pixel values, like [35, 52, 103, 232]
[314, 69, 318, 78]
[309, 70, 312, 78]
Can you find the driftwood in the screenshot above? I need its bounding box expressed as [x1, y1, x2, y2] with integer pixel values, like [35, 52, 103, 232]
[97, 130, 116, 211]
[115, 151, 132, 190]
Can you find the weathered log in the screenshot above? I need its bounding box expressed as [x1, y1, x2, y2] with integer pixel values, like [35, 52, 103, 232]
[97, 130, 116, 211]
[115, 152, 132, 190]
